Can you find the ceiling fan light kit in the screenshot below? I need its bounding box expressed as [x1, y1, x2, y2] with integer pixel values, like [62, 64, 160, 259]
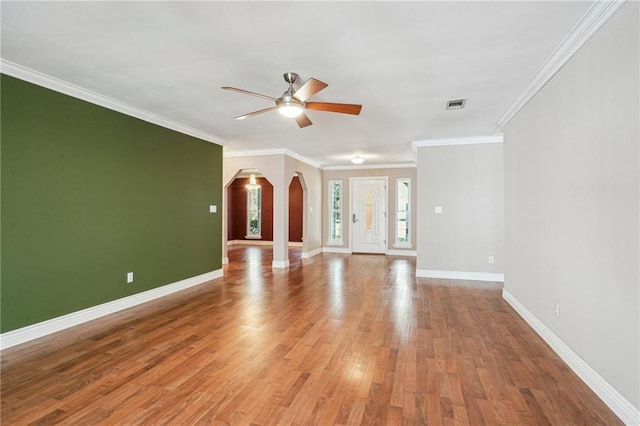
[351, 156, 365, 165]
[278, 105, 303, 117]
[222, 72, 362, 128]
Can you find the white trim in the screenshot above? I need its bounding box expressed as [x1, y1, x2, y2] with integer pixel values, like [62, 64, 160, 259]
[301, 247, 323, 259]
[246, 184, 262, 239]
[228, 239, 273, 246]
[0, 60, 226, 146]
[394, 177, 412, 247]
[416, 269, 504, 282]
[323, 163, 416, 171]
[496, 0, 626, 128]
[327, 179, 344, 246]
[322, 247, 352, 254]
[272, 260, 290, 268]
[222, 257, 229, 265]
[223, 148, 322, 170]
[386, 249, 417, 257]
[0, 269, 223, 350]
[393, 243, 413, 249]
[502, 289, 640, 425]
[224, 148, 286, 158]
[412, 135, 503, 149]
[224, 149, 416, 171]
[283, 149, 324, 170]
[227, 240, 302, 247]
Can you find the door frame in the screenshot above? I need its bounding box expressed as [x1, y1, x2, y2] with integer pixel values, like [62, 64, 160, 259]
[349, 176, 388, 254]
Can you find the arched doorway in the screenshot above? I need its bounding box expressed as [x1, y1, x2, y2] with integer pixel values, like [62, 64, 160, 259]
[227, 170, 274, 244]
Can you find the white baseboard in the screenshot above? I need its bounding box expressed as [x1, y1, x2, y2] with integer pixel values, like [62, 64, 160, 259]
[301, 247, 322, 259]
[416, 269, 504, 282]
[227, 239, 273, 246]
[387, 249, 417, 257]
[0, 269, 223, 351]
[322, 247, 352, 254]
[503, 289, 640, 425]
[272, 260, 290, 268]
[227, 240, 301, 248]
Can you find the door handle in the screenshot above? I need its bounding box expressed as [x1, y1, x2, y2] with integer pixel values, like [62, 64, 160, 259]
[352, 213, 358, 223]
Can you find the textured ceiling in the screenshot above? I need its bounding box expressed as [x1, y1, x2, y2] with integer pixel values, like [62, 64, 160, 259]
[1, 1, 592, 167]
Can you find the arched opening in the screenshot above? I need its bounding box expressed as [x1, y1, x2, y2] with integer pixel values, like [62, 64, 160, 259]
[287, 172, 305, 262]
[227, 170, 274, 243]
[225, 169, 274, 264]
[223, 165, 308, 268]
[288, 174, 304, 244]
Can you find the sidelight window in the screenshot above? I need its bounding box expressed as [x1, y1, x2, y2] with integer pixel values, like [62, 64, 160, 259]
[328, 180, 343, 245]
[395, 178, 411, 246]
[246, 183, 262, 239]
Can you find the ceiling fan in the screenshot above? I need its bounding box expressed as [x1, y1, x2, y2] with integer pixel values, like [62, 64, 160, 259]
[222, 72, 362, 128]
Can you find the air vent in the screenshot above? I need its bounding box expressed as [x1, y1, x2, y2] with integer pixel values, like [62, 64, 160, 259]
[446, 99, 466, 110]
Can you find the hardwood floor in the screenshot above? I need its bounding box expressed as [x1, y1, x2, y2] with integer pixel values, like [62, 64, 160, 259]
[1, 246, 622, 425]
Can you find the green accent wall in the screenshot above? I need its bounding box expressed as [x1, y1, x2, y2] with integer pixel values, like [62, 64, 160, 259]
[1, 74, 223, 332]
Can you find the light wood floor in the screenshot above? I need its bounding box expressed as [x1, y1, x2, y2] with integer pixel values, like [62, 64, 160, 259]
[1, 246, 621, 425]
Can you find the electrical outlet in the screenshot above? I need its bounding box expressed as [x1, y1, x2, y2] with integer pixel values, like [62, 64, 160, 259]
[434, 206, 443, 214]
[555, 301, 560, 318]
[127, 272, 134, 284]
[209, 205, 217, 213]
[488, 256, 495, 264]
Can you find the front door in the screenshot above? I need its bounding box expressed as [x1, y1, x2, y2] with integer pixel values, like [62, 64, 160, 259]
[351, 178, 386, 254]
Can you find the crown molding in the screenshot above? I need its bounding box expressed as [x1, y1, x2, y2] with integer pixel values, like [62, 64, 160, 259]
[0, 59, 227, 146]
[224, 148, 322, 169]
[496, 0, 626, 128]
[412, 135, 503, 149]
[283, 149, 324, 170]
[224, 148, 287, 158]
[323, 162, 416, 171]
[225, 149, 415, 171]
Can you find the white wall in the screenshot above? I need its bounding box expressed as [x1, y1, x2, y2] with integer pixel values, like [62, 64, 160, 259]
[415, 142, 504, 280]
[504, 1, 639, 416]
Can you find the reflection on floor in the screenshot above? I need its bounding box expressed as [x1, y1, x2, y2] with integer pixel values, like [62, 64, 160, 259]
[0, 246, 622, 424]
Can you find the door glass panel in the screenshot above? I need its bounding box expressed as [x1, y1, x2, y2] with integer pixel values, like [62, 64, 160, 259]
[365, 191, 372, 230]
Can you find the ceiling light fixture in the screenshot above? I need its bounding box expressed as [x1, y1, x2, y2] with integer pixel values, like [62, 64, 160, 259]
[246, 173, 259, 189]
[351, 156, 365, 165]
[276, 77, 305, 118]
[278, 103, 304, 118]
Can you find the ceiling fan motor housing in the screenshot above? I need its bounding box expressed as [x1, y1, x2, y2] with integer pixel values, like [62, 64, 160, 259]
[277, 92, 304, 108]
[283, 72, 299, 84]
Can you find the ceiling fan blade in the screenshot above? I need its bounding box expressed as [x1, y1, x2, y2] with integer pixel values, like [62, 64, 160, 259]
[295, 113, 313, 128]
[234, 106, 277, 120]
[293, 78, 328, 102]
[305, 102, 362, 115]
[222, 87, 276, 102]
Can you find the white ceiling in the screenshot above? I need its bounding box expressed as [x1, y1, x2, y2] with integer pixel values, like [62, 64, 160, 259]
[1, 1, 593, 167]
